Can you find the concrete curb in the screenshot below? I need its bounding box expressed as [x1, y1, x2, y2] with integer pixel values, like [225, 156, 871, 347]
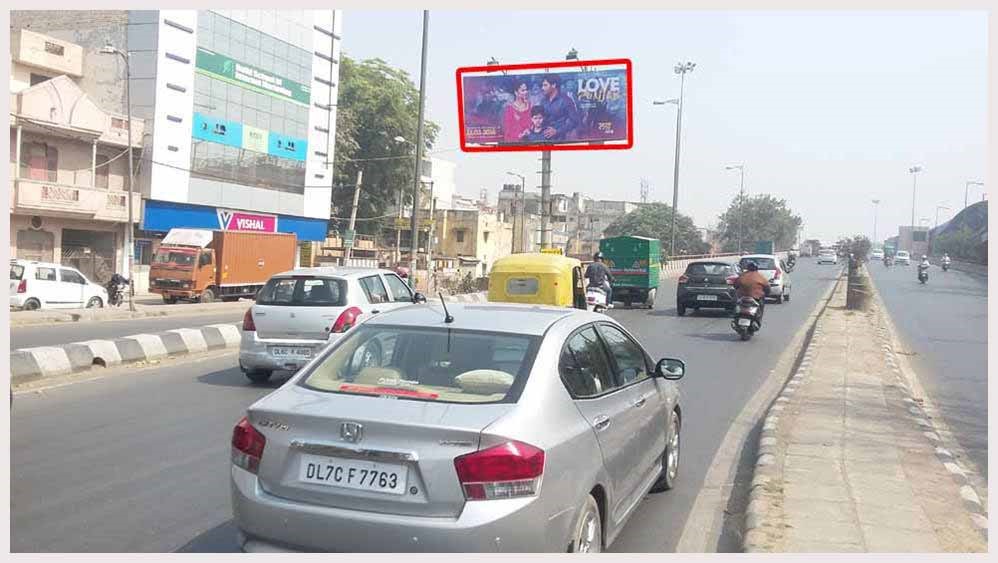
[10, 300, 253, 327]
[11, 323, 242, 385]
[741, 270, 840, 553]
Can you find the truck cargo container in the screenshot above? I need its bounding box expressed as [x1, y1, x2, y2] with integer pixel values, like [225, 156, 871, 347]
[149, 229, 297, 303]
[599, 235, 661, 308]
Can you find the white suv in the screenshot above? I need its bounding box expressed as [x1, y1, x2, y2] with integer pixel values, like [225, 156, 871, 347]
[895, 251, 911, 266]
[10, 260, 108, 310]
[239, 267, 426, 383]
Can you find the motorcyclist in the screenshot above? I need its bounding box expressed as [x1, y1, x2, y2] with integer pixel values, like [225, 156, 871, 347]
[918, 255, 930, 278]
[734, 261, 771, 325]
[106, 273, 130, 306]
[942, 253, 952, 269]
[585, 252, 614, 309]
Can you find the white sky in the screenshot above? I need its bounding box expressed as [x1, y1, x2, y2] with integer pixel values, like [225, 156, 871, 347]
[339, 10, 987, 242]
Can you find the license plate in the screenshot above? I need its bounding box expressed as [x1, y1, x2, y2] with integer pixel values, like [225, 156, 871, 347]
[697, 294, 718, 301]
[298, 454, 407, 495]
[737, 318, 751, 326]
[270, 346, 312, 360]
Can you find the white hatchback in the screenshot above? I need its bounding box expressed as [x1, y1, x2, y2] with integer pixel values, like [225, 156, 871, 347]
[239, 267, 426, 383]
[738, 254, 792, 303]
[9, 260, 108, 310]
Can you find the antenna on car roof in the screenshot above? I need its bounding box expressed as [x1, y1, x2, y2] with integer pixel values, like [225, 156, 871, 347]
[438, 292, 454, 324]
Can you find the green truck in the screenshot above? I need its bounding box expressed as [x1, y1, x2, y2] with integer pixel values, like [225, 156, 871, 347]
[599, 236, 661, 309]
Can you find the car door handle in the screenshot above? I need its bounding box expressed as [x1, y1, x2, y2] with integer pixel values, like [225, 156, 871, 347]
[372, 310, 380, 314]
[593, 415, 610, 431]
[633, 396, 647, 408]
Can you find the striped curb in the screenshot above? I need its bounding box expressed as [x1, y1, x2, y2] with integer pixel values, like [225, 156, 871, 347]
[11, 324, 242, 385]
[866, 288, 989, 539]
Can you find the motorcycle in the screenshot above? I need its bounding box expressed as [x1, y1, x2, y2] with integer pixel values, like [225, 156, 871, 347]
[586, 286, 609, 313]
[106, 275, 130, 307]
[918, 264, 929, 284]
[883, 256, 892, 267]
[732, 296, 762, 341]
[942, 261, 950, 272]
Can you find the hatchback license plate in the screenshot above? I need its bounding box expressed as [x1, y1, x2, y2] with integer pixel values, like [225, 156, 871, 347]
[697, 294, 718, 301]
[270, 346, 312, 359]
[298, 454, 407, 495]
[738, 318, 752, 327]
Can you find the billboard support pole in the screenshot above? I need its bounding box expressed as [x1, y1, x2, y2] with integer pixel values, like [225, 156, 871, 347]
[408, 10, 430, 286]
[344, 169, 363, 262]
[541, 151, 551, 248]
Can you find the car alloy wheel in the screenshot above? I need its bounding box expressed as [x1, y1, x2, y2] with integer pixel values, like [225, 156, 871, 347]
[652, 410, 681, 492]
[570, 495, 602, 553]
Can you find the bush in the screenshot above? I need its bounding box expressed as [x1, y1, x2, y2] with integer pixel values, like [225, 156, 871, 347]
[935, 227, 985, 263]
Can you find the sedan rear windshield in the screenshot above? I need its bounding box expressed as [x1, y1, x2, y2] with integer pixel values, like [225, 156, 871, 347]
[686, 263, 734, 276]
[301, 326, 540, 404]
[258, 276, 347, 307]
[740, 257, 777, 270]
[10, 264, 24, 280]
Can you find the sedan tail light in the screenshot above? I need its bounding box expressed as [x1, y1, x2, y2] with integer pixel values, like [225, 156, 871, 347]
[726, 275, 738, 285]
[331, 306, 363, 333]
[677, 275, 689, 284]
[231, 416, 266, 474]
[17, 279, 26, 294]
[242, 309, 256, 332]
[772, 269, 782, 280]
[454, 440, 545, 501]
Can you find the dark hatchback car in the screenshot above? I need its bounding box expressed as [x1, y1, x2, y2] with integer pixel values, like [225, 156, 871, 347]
[676, 261, 740, 316]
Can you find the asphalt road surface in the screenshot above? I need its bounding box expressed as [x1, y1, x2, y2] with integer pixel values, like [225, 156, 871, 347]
[10, 312, 246, 350]
[867, 261, 988, 480]
[10, 261, 837, 553]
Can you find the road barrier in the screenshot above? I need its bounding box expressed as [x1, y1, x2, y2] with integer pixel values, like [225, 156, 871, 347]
[660, 251, 791, 278]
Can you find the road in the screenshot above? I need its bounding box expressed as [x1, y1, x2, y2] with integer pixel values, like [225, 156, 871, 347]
[867, 261, 987, 480]
[10, 312, 246, 350]
[10, 261, 837, 553]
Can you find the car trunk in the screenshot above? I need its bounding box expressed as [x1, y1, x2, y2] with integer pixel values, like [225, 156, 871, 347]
[251, 385, 513, 518]
[252, 303, 343, 340]
[684, 265, 733, 288]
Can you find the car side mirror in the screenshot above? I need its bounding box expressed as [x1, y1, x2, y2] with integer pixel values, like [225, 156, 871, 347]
[412, 292, 427, 303]
[655, 358, 685, 380]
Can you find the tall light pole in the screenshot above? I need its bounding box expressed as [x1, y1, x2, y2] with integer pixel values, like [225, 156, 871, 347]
[664, 62, 695, 257]
[908, 165, 923, 229]
[407, 9, 430, 287]
[872, 199, 880, 244]
[101, 44, 136, 312]
[726, 164, 745, 253]
[965, 180, 984, 209]
[934, 204, 950, 229]
[506, 171, 525, 253]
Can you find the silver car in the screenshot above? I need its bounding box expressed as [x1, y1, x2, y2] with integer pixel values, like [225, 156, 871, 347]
[239, 267, 426, 383]
[230, 303, 685, 552]
[738, 254, 792, 303]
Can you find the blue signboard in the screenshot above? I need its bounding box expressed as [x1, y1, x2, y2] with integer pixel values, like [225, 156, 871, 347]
[192, 112, 307, 161]
[268, 131, 307, 161]
[192, 113, 243, 149]
[142, 200, 328, 242]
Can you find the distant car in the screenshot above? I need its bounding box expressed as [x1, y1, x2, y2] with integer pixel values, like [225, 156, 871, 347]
[871, 249, 884, 260]
[9, 259, 108, 310]
[738, 255, 792, 303]
[894, 251, 911, 266]
[676, 260, 740, 316]
[230, 303, 686, 552]
[239, 267, 426, 383]
[817, 250, 839, 265]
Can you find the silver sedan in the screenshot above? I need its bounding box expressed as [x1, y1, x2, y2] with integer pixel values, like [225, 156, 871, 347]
[230, 302, 685, 552]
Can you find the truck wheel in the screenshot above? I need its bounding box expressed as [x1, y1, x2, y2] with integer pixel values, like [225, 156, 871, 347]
[200, 288, 216, 304]
[677, 303, 686, 317]
[163, 296, 178, 305]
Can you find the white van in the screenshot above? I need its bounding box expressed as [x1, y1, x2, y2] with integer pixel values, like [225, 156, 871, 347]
[9, 260, 108, 310]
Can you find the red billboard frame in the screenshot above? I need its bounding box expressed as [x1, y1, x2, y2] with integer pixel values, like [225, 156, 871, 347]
[456, 58, 634, 153]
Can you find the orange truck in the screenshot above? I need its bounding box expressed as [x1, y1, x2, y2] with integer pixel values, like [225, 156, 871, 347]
[149, 229, 297, 303]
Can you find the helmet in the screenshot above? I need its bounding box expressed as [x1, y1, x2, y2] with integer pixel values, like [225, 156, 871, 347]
[922, 255, 927, 260]
[745, 261, 759, 271]
[593, 252, 603, 261]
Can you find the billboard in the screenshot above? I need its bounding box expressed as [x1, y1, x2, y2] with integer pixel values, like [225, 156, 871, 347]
[456, 58, 633, 152]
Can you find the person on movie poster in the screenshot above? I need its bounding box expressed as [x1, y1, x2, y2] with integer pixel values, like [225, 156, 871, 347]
[519, 106, 548, 142]
[502, 79, 533, 142]
[540, 74, 581, 141]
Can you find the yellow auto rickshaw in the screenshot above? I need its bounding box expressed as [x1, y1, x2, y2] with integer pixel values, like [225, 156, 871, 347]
[487, 253, 587, 309]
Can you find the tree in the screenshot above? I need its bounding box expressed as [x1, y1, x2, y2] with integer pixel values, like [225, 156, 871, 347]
[602, 203, 710, 257]
[715, 194, 802, 253]
[935, 226, 985, 263]
[331, 57, 440, 236]
[847, 235, 872, 262]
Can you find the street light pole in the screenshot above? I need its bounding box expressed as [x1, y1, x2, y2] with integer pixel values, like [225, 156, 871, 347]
[909, 165, 923, 229]
[408, 10, 430, 286]
[102, 44, 135, 312]
[872, 199, 880, 244]
[506, 171, 525, 253]
[725, 164, 745, 254]
[965, 180, 984, 209]
[669, 61, 695, 257]
[935, 205, 949, 229]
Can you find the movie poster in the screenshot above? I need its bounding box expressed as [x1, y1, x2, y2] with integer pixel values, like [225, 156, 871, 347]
[461, 68, 629, 146]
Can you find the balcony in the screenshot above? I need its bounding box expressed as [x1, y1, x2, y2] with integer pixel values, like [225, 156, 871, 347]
[11, 178, 140, 223]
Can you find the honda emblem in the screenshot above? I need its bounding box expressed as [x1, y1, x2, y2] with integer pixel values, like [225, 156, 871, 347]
[340, 422, 363, 443]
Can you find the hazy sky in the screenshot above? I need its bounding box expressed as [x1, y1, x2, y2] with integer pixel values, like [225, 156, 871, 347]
[339, 11, 987, 242]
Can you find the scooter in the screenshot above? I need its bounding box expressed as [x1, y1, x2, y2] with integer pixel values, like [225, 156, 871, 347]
[918, 264, 929, 284]
[942, 261, 950, 272]
[586, 286, 609, 313]
[732, 296, 762, 341]
[106, 275, 130, 307]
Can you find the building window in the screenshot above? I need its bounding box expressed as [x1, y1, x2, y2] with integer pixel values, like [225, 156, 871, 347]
[44, 41, 65, 56]
[135, 240, 153, 265]
[30, 73, 51, 86]
[111, 117, 128, 130]
[95, 154, 111, 189]
[483, 231, 490, 243]
[22, 143, 58, 182]
[455, 230, 466, 243]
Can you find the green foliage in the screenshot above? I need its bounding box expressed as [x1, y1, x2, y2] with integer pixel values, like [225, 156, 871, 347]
[935, 226, 985, 263]
[715, 194, 802, 253]
[847, 235, 872, 261]
[332, 57, 440, 236]
[602, 203, 710, 256]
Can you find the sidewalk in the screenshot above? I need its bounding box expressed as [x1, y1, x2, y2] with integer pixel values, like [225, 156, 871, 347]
[744, 274, 987, 552]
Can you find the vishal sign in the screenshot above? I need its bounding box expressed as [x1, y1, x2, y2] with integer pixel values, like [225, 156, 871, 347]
[217, 209, 279, 233]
